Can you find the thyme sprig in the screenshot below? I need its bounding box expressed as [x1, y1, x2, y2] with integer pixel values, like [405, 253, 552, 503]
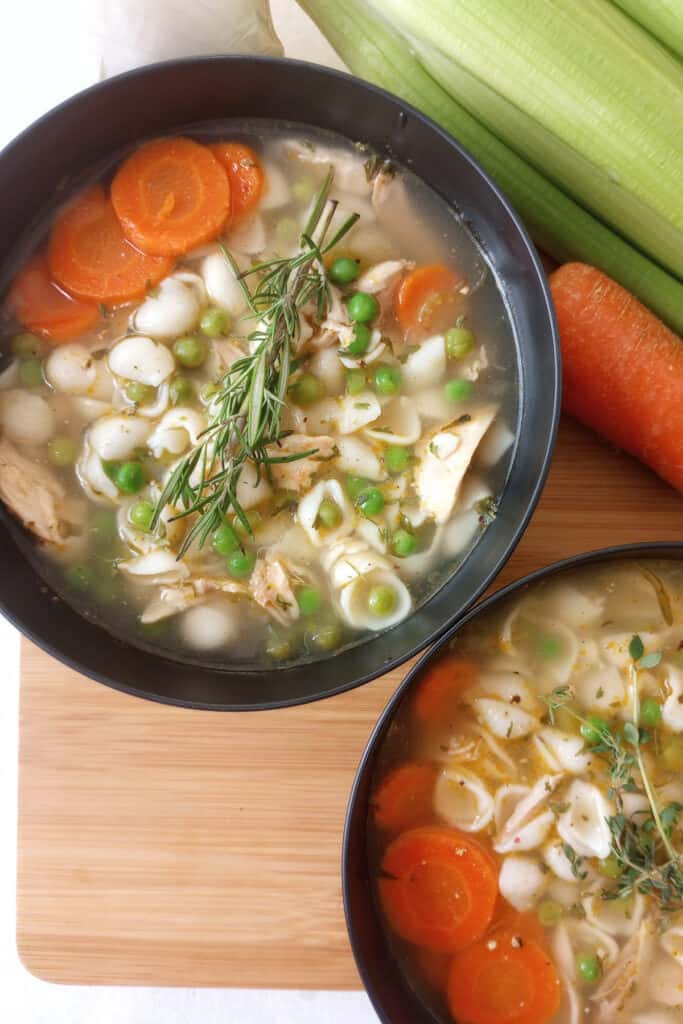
[152, 170, 359, 554]
[542, 635, 683, 911]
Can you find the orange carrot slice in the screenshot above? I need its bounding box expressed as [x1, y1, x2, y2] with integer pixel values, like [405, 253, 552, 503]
[208, 142, 264, 221]
[110, 137, 231, 256]
[372, 761, 438, 834]
[412, 656, 479, 726]
[447, 929, 561, 1024]
[551, 262, 683, 491]
[489, 903, 549, 951]
[395, 263, 463, 332]
[6, 252, 100, 343]
[378, 826, 498, 953]
[47, 186, 172, 304]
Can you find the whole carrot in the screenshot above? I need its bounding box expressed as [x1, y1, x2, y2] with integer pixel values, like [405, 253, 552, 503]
[550, 263, 683, 490]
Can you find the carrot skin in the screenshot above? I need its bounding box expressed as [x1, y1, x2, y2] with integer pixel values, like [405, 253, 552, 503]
[550, 262, 683, 490]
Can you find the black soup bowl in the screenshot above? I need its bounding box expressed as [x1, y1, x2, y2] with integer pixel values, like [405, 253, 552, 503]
[0, 57, 559, 710]
[343, 542, 683, 1024]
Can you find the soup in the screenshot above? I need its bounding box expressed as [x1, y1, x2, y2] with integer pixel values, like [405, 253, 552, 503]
[368, 558, 683, 1023]
[0, 122, 516, 665]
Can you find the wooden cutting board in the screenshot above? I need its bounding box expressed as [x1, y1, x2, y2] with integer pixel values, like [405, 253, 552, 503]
[16, 416, 683, 988]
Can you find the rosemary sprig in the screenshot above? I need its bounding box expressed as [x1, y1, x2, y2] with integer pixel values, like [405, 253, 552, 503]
[152, 170, 359, 554]
[542, 635, 683, 911]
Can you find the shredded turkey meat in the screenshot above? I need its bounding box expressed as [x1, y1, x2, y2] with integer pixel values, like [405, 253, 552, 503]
[0, 437, 75, 545]
[267, 433, 336, 492]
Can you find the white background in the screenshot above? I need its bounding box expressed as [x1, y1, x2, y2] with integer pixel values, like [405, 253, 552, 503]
[0, 1, 377, 1020]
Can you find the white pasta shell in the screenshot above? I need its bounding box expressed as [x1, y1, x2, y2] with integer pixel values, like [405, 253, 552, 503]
[76, 449, 118, 504]
[542, 583, 606, 630]
[498, 855, 546, 912]
[297, 479, 354, 547]
[493, 774, 562, 854]
[0, 390, 55, 445]
[308, 346, 345, 394]
[356, 518, 388, 554]
[118, 550, 190, 585]
[109, 335, 175, 387]
[235, 460, 272, 511]
[336, 392, 382, 434]
[133, 275, 201, 339]
[324, 540, 389, 589]
[557, 779, 613, 860]
[72, 397, 112, 422]
[661, 664, 683, 732]
[45, 343, 96, 394]
[534, 727, 593, 774]
[402, 335, 446, 394]
[226, 214, 266, 255]
[413, 385, 456, 423]
[180, 602, 238, 650]
[88, 415, 152, 461]
[553, 921, 619, 985]
[338, 329, 385, 370]
[119, 381, 170, 420]
[338, 569, 411, 630]
[365, 396, 421, 445]
[473, 673, 540, 713]
[434, 766, 494, 832]
[543, 840, 581, 883]
[259, 161, 289, 210]
[147, 408, 207, 458]
[584, 891, 645, 938]
[647, 957, 683, 1007]
[335, 435, 384, 480]
[661, 918, 683, 967]
[476, 418, 515, 468]
[573, 663, 626, 715]
[471, 698, 538, 739]
[201, 248, 249, 317]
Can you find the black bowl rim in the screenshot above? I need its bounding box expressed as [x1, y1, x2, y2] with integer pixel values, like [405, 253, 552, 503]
[342, 540, 683, 1022]
[0, 54, 560, 710]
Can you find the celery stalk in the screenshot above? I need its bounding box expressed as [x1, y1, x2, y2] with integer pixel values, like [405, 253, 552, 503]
[297, 0, 683, 333]
[368, 0, 683, 279]
[611, 0, 683, 61]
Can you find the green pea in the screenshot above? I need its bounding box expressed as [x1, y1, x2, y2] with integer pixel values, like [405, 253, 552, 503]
[374, 364, 402, 396]
[212, 522, 240, 556]
[276, 216, 299, 243]
[200, 306, 230, 338]
[640, 697, 662, 728]
[114, 461, 145, 495]
[297, 586, 322, 617]
[317, 499, 342, 529]
[344, 322, 371, 357]
[536, 900, 564, 927]
[291, 177, 316, 204]
[234, 510, 262, 537]
[308, 620, 342, 652]
[445, 378, 472, 402]
[173, 335, 207, 369]
[445, 326, 475, 359]
[226, 548, 256, 579]
[125, 380, 156, 405]
[346, 369, 366, 395]
[200, 380, 220, 403]
[292, 372, 324, 406]
[19, 358, 44, 387]
[65, 563, 96, 591]
[385, 445, 411, 474]
[536, 633, 563, 659]
[169, 375, 194, 405]
[138, 618, 172, 642]
[89, 509, 118, 547]
[391, 529, 417, 558]
[129, 500, 155, 532]
[368, 584, 397, 617]
[663, 738, 683, 772]
[576, 953, 601, 983]
[266, 628, 294, 661]
[12, 332, 43, 359]
[598, 855, 622, 879]
[47, 436, 77, 467]
[580, 715, 610, 745]
[347, 291, 380, 323]
[345, 475, 370, 500]
[357, 487, 384, 518]
[329, 257, 360, 285]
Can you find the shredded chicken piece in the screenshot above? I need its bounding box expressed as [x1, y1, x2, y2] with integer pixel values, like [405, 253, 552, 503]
[0, 436, 77, 545]
[249, 551, 307, 626]
[592, 917, 654, 1021]
[268, 433, 336, 492]
[355, 259, 413, 295]
[140, 576, 248, 624]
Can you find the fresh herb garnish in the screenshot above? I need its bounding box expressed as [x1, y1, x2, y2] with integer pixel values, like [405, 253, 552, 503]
[563, 842, 588, 880]
[475, 496, 498, 527]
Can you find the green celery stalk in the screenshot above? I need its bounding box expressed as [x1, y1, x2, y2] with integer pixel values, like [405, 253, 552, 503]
[368, 0, 683, 280]
[611, 0, 683, 61]
[297, 0, 683, 333]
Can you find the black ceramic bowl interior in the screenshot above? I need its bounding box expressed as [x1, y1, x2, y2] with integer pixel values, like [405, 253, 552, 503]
[343, 541, 683, 1024]
[0, 56, 559, 710]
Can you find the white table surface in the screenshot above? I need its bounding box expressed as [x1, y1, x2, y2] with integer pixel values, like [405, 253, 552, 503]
[0, 1, 377, 1019]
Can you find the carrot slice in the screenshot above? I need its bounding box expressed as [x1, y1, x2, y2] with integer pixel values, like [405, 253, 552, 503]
[378, 826, 498, 953]
[395, 263, 463, 332]
[412, 656, 479, 726]
[111, 137, 231, 256]
[6, 252, 100, 343]
[372, 761, 438, 834]
[208, 142, 264, 221]
[47, 186, 172, 304]
[489, 904, 549, 951]
[447, 929, 561, 1024]
[551, 261, 683, 491]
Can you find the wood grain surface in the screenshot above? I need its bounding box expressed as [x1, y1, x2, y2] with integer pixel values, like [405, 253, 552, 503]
[16, 416, 683, 988]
